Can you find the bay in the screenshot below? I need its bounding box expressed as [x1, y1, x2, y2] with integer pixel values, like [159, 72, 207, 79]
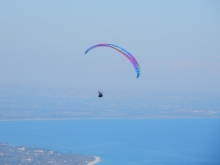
[0, 119, 219, 165]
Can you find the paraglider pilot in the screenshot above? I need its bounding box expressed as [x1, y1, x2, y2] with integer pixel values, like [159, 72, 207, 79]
[98, 91, 103, 98]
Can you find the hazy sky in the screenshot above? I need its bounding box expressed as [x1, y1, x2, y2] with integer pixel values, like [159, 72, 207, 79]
[0, 0, 220, 96]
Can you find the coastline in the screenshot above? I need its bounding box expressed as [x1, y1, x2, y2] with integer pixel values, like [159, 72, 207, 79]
[0, 116, 219, 122]
[87, 156, 101, 165]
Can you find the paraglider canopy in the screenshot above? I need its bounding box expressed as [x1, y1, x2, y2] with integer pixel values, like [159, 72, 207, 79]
[85, 43, 140, 78]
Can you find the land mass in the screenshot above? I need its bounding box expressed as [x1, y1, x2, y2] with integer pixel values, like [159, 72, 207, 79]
[0, 142, 98, 165]
[0, 85, 219, 120]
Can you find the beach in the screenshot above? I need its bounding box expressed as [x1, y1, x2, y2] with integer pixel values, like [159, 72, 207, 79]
[87, 156, 101, 165]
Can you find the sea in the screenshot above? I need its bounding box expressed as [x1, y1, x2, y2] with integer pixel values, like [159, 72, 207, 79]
[0, 119, 220, 165]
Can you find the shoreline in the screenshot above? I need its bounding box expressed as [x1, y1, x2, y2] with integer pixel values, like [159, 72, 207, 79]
[0, 116, 219, 122]
[87, 156, 101, 165]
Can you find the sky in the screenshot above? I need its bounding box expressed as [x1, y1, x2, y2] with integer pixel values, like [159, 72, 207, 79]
[0, 0, 220, 96]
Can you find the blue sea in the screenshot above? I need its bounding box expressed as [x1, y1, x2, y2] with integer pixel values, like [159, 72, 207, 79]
[0, 119, 220, 165]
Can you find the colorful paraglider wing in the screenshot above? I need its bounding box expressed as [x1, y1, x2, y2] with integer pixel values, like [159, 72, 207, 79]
[106, 44, 140, 68]
[105, 45, 140, 78]
[85, 44, 140, 78]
